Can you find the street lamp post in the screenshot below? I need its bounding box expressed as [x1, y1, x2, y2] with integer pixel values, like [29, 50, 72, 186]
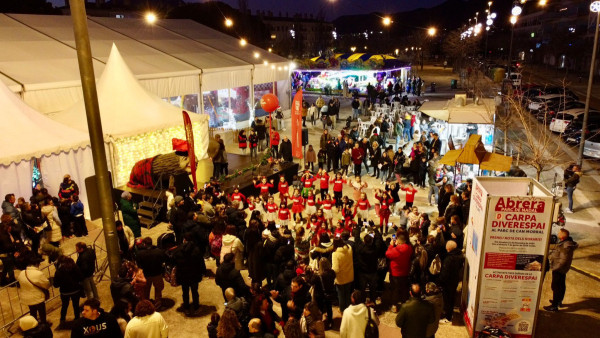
[578, 1, 600, 165]
[69, 0, 121, 278]
[507, 1, 522, 81]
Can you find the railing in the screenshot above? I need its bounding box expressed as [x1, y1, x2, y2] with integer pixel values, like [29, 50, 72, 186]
[0, 221, 109, 336]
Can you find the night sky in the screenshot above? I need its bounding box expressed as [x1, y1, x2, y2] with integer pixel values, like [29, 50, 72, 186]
[48, 0, 448, 19]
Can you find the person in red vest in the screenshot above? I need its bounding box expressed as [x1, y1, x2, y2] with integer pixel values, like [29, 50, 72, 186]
[315, 169, 330, 200]
[318, 193, 335, 229]
[300, 170, 317, 198]
[304, 190, 317, 218]
[291, 189, 305, 224]
[264, 196, 278, 223]
[353, 192, 371, 225]
[375, 189, 394, 234]
[270, 128, 280, 158]
[277, 202, 291, 227]
[253, 176, 274, 202]
[277, 175, 290, 204]
[238, 130, 247, 154]
[229, 186, 246, 209]
[400, 182, 418, 208]
[330, 172, 347, 208]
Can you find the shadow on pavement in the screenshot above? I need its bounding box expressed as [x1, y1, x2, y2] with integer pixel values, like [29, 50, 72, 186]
[537, 306, 600, 337]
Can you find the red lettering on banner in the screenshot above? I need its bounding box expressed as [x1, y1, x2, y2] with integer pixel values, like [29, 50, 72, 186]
[495, 197, 545, 213]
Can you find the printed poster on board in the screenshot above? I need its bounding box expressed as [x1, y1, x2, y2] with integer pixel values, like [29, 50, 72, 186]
[463, 179, 488, 335]
[475, 195, 553, 338]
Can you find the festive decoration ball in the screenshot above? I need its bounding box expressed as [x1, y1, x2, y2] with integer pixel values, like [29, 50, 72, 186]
[260, 94, 279, 112]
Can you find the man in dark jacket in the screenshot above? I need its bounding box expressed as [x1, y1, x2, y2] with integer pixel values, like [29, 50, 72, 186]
[76, 242, 98, 300]
[169, 196, 187, 244]
[563, 164, 581, 213]
[71, 299, 121, 338]
[136, 237, 167, 308]
[173, 232, 205, 315]
[396, 284, 436, 338]
[279, 136, 293, 162]
[216, 253, 249, 300]
[354, 233, 381, 302]
[110, 265, 139, 309]
[544, 229, 578, 312]
[438, 240, 463, 323]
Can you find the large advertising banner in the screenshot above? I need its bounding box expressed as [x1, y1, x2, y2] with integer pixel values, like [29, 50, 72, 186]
[475, 195, 553, 338]
[464, 179, 488, 335]
[290, 90, 303, 159]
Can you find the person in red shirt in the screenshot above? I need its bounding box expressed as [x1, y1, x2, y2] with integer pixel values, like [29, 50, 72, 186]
[330, 172, 347, 208]
[315, 169, 330, 200]
[353, 192, 371, 224]
[333, 219, 352, 237]
[375, 188, 394, 234]
[270, 128, 280, 158]
[291, 190, 305, 224]
[229, 186, 246, 209]
[351, 142, 365, 177]
[385, 230, 412, 311]
[254, 176, 274, 202]
[264, 196, 278, 222]
[318, 193, 335, 229]
[277, 175, 290, 204]
[400, 182, 418, 208]
[277, 202, 291, 227]
[238, 129, 247, 154]
[304, 190, 317, 218]
[300, 170, 317, 198]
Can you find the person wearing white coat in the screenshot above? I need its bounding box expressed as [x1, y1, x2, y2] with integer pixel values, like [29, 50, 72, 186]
[124, 300, 169, 338]
[17, 254, 51, 324]
[220, 226, 245, 271]
[340, 290, 379, 338]
[41, 200, 62, 247]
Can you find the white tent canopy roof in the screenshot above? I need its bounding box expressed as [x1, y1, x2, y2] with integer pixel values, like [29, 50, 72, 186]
[0, 14, 291, 113]
[48, 44, 207, 139]
[420, 98, 496, 124]
[0, 78, 89, 166]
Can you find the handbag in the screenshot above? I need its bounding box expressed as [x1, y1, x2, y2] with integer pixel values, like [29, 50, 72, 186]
[25, 270, 50, 300]
[429, 254, 442, 275]
[377, 257, 388, 271]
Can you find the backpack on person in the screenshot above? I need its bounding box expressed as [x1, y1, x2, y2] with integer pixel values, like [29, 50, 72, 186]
[210, 234, 223, 258]
[365, 305, 379, 338]
[429, 254, 442, 275]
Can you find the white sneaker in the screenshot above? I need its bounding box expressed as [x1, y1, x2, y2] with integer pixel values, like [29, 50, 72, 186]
[439, 318, 451, 324]
[564, 209, 573, 213]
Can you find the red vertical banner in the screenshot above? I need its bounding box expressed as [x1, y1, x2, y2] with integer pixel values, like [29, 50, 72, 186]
[291, 90, 303, 159]
[182, 111, 197, 192]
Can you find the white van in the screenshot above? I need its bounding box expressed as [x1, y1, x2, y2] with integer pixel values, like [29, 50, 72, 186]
[507, 72, 522, 87]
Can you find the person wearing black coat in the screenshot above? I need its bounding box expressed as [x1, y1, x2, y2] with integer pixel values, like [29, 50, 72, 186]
[173, 233, 205, 314]
[75, 243, 98, 300]
[216, 253, 249, 300]
[369, 142, 382, 178]
[287, 277, 312, 320]
[136, 237, 167, 305]
[110, 265, 139, 310]
[461, 192, 471, 224]
[326, 139, 338, 172]
[244, 220, 264, 283]
[439, 241, 464, 322]
[22, 203, 44, 255]
[169, 199, 188, 245]
[279, 136, 293, 162]
[262, 230, 282, 288]
[354, 233, 381, 302]
[437, 184, 452, 216]
[53, 257, 83, 324]
[274, 233, 294, 272]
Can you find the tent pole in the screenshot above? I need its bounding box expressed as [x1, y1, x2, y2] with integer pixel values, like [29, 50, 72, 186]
[69, 0, 121, 280]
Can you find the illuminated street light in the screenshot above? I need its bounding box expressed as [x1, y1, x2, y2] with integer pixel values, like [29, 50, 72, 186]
[511, 5, 523, 16]
[350, 46, 356, 52]
[539, 0, 547, 5]
[240, 38, 247, 46]
[382, 16, 392, 26]
[254, 52, 260, 59]
[145, 12, 157, 24]
[224, 18, 233, 27]
[268, 48, 273, 52]
[395, 48, 399, 55]
[510, 15, 517, 24]
[428, 27, 436, 36]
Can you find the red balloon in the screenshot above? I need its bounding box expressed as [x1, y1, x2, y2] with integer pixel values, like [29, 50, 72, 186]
[260, 93, 279, 112]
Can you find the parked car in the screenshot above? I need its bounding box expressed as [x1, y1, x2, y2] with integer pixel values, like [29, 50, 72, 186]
[522, 86, 579, 102]
[583, 133, 600, 159]
[528, 94, 564, 112]
[549, 109, 586, 133]
[538, 101, 587, 125]
[562, 114, 600, 144]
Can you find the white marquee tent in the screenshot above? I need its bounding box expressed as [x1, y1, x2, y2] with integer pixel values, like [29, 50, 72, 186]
[0, 14, 291, 115]
[0, 77, 94, 217]
[48, 44, 210, 188]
